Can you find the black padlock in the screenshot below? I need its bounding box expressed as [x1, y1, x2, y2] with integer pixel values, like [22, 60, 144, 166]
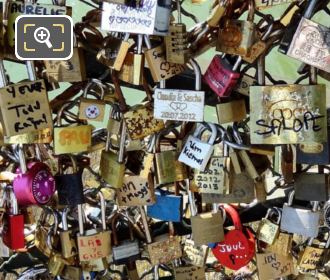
[55, 155, 85, 206]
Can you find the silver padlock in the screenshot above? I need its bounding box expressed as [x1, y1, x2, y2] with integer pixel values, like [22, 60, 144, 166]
[280, 191, 320, 238]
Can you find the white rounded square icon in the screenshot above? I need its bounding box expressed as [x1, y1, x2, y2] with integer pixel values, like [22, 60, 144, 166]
[15, 15, 73, 60]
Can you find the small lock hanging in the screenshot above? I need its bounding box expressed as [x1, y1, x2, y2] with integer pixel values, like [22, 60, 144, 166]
[217, 0, 256, 56]
[53, 102, 92, 155]
[266, 231, 293, 257]
[212, 204, 255, 271]
[13, 144, 56, 206]
[77, 191, 111, 267]
[55, 155, 85, 207]
[164, 0, 190, 64]
[144, 35, 185, 83]
[189, 189, 225, 246]
[60, 207, 78, 259]
[203, 55, 242, 98]
[147, 187, 183, 222]
[178, 123, 217, 171]
[78, 79, 106, 122]
[111, 213, 140, 265]
[154, 59, 205, 122]
[280, 191, 320, 238]
[294, 172, 329, 202]
[2, 189, 25, 250]
[286, 0, 330, 73]
[99, 121, 126, 188]
[257, 207, 281, 245]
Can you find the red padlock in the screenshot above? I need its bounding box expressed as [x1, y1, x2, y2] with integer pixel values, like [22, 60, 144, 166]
[212, 204, 255, 270]
[203, 55, 241, 98]
[2, 190, 25, 250]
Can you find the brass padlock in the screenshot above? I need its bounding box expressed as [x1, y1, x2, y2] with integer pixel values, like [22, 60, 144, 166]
[100, 122, 126, 188]
[257, 207, 281, 245]
[165, 0, 190, 64]
[78, 79, 106, 122]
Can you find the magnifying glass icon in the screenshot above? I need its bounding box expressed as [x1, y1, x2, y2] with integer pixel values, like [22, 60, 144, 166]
[34, 27, 53, 49]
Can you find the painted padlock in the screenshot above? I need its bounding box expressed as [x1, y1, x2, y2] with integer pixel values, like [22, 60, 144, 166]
[13, 148, 55, 206]
[212, 204, 255, 270]
[203, 55, 242, 97]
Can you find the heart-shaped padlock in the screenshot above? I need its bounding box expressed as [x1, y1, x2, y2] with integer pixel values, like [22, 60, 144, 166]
[13, 162, 55, 206]
[212, 204, 255, 270]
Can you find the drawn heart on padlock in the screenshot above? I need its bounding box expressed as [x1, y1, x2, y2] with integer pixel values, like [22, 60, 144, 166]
[170, 102, 187, 111]
[212, 229, 251, 271]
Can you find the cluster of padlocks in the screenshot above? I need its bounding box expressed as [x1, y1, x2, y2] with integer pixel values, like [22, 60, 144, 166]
[0, 0, 329, 279]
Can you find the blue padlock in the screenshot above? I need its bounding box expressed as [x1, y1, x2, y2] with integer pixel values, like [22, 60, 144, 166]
[147, 190, 182, 222]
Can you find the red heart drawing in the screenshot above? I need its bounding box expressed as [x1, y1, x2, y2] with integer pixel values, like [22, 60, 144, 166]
[212, 229, 251, 270]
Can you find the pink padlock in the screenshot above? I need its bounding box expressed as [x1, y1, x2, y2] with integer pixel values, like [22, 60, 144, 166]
[13, 161, 55, 206]
[203, 55, 241, 97]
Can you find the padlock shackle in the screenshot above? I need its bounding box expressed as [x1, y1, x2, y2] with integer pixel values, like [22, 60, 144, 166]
[155, 125, 179, 153]
[222, 204, 242, 231]
[82, 79, 105, 100]
[62, 207, 69, 231]
[58, 154, 78, 175]
[193, 123, 217, 145]
[247, 0, 255, 22]
[188, 58, 202, 91]
[9, 190, 19, 215]
[0, 60, 8, 88]
[98, 191, 107, 231]
[26, 61, 37, 81]
[118, 121, 126, 163]
[303, 0, 318, 19]
[78, 204, 84, 235]
[17, 144, 28, 174]
[139, 206, 152, 243]
[111, 212, 135, 246]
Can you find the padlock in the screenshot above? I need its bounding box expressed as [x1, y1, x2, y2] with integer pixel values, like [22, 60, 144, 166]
[174, 265, 205, 280]
[294, 173, 329, 202]
[216, 99, 247, 124]
[2, 190, 25, 250]
[212, 204, 255, 270]
[118, 35, 144, 85]
[48, 252, 69, 276]
[286, 1, 330, 73]
[77, 192, 111, 265]
[154, 59, 205, 122]
[266, 232, 293, 256]
[124, 103, 165, 140]
[256, 251, 294, 279]
[206, 0, 228, 27]
[101, 0, 171, 36]
[34, 208, 59, 258]
[100, 121, 126, 188]
[0, 61, 53, 140]
[250, 44, 327, 145]
[147, 188, 182, 222]
[257, 207, 281, 245]
[53, 102, 92, 155]
[203, 55, 242, 97]
[278, 0, 317, 54]
[44, 34, 86, 83]
[178, 123, 217, 171]
[297, 234, 328, 271]
[13, 145, 55, 206]
[165, 0, 190, 64]
[78, 79, 106, 122]
[60, 207, 78, 259]
[280, 191, 320, 238]
[241, 18, 275, 64]
[111, 213, 140, 265]
[183, 238, 209, 268]
[144, 35, 185, 83]
[55, 155, 85, 207]
[189, 190, 225, 246]
[217, 0, 256, 56]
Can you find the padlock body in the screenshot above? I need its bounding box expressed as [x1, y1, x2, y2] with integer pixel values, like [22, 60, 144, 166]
[112, 240, 140, 265]
[13, 162, 55, 206]
[147, 191, 182, 222]
[287, 18, 330, 73]
[3, 213, 25, 250]
[257, 218, 279, 245]
[60, 230, 78, 259]
[191, 212, 224, 246]
[217, 19, 255, 56]
[280, 205, 320, 237]
[55, 170, 85, 206]
[100, 150, 125, 188]
[203, 55, 240, 97]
